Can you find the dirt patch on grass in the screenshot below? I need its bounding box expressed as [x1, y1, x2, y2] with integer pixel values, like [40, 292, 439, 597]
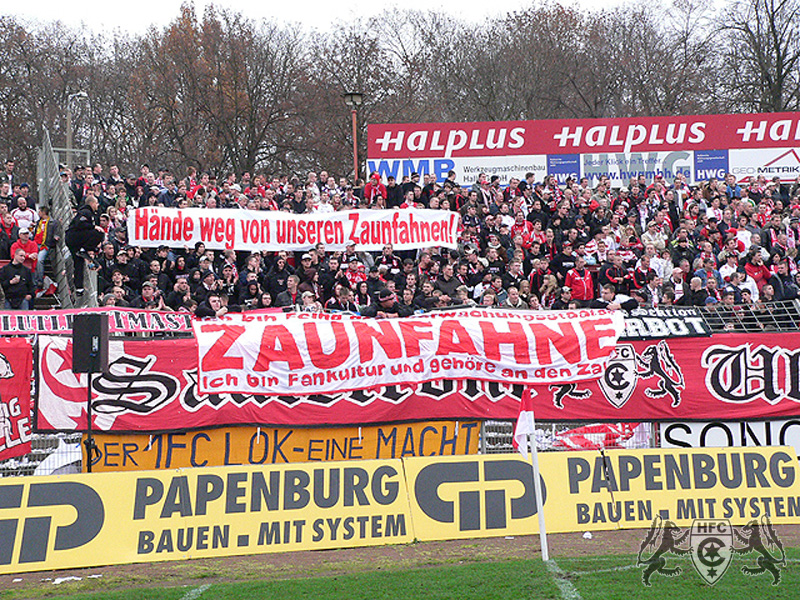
[3, 526, 800, 598]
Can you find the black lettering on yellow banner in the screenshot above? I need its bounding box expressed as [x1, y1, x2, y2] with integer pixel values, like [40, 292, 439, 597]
[405, 448, 800, 542]
[85, 422, 479, 471]
[5, 447, 800, 576]
[0, 459, 412, 575]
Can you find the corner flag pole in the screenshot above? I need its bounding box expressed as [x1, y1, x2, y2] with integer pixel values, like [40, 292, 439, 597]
[526, 409, 549, 561]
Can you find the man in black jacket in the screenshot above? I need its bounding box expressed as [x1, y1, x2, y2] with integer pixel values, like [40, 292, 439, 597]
[385, 176, 404, 208]
[0, 248, 34, 309]
[768, 259, 799, 301]
[65, 195, 104, 295]
[676, 277, 710, 307]
[590, 284, 638, 311]
[361, 288, 413, 318]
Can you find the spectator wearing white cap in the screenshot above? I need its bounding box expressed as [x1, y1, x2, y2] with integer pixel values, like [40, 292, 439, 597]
[10, 227, 38, 272]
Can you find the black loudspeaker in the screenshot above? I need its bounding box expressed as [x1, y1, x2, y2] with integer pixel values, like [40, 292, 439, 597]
[72, 313, 109, 374]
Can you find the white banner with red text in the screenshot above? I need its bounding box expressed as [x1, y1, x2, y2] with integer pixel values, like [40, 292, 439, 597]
[192, 309, 624, 396]
[128, 207, 459, 252]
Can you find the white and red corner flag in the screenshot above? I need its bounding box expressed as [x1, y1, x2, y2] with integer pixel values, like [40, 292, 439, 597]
[513, 387, 537, 459]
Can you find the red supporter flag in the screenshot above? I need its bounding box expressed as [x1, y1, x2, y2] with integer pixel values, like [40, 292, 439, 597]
[514, 387, 537, 458]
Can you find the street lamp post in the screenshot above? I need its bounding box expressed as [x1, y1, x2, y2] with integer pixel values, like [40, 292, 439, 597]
[66, 91, 88, 168]
[342, 92, 363, 182]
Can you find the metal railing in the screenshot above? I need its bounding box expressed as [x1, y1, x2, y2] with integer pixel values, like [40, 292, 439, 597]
[0, 434, 81, 478]
[37, 128, 97, 308]
[697, 299, 800, 334]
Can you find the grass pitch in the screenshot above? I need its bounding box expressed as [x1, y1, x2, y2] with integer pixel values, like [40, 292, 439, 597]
[3, 548, 798, 600]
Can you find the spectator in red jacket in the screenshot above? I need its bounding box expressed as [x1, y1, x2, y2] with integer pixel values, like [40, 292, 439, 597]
[9, 227, 38, 271]
[744, 251, 772, 292]
[564, 255, 594, 305]
[362, 172, 387, 205]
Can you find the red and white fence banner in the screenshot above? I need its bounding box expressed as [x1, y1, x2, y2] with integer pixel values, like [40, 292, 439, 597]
[35, 335, 527, 432]
[0, 338, 33, 461]
[192, 310, 624, 396]
[128, 207, 459, 251]
[546, 423, 650, 451]
[0, 307, 197, 335]
[528, 333, 800, 421]
[35, 332, 800, 432]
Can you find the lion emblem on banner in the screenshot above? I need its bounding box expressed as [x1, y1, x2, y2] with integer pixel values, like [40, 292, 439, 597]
[551, 340, 685, 409]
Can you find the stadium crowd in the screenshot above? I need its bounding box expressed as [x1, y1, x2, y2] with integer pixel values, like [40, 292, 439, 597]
[2, 157, 800, 323]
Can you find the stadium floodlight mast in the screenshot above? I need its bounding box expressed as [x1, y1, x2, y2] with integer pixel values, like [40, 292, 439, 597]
[66, 91, 89, 169]
[342, 92, 363, 182]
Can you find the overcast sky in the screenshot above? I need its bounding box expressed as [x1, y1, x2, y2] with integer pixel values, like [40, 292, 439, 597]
[10, 0, 621, 33]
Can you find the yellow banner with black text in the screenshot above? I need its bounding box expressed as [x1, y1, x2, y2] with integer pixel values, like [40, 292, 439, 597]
[2, 447, 799, 574]
[0, 460, 413, 574]
[84, 422, 479, 471]
[406, 447, 800, 541]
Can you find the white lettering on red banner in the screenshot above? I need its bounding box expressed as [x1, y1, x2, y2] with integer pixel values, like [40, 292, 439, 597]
[0, 339, 32, 461]
[369, 113, 800, 158]
[368, 112, 800, 186]
[0, 307, 201, 335]
[127, 208, 459, 251]
[34, 332, 800, 432]
[193, 310, 624, 396]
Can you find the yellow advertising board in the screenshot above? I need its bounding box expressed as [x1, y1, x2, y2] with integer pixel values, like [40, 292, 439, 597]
[0, 460, 412, 575]
[404, 447, 800, 541]
[3, 446, 800, 574]
[85, 421, 479, 471]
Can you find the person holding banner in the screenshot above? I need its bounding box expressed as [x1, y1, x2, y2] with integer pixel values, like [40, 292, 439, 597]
[360, 288, 412, 318]
[590, 284, 638, 311]
[195, 292, 228, 318]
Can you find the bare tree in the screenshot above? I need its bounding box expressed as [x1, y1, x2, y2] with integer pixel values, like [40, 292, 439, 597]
[721, 0, 800, 112]
[2, 1, 797, 186]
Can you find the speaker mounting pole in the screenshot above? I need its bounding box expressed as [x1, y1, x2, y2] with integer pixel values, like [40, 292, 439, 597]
[72, 312, 109, 473]
[83, 372, 99, 473]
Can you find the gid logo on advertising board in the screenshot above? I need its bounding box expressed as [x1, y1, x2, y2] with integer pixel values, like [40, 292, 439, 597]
[413, 458, 544, 534]
[0, 482, 104, 565]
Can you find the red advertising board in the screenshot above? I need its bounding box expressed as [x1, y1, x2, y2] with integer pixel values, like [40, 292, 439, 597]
[369, 112, 800, 158]
[35, 332, 800, 432]
[0, 338, 33, 460]
[368, 112, 800, 186]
